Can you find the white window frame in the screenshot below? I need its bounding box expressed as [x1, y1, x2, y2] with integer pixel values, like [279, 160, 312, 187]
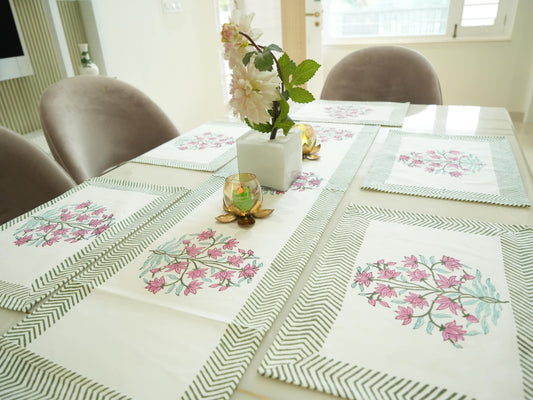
[322, 0, 518, 45]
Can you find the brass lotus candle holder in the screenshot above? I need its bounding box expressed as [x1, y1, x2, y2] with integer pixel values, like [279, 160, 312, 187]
[216, 173, 273, 226]
[298, 123, 321, 160]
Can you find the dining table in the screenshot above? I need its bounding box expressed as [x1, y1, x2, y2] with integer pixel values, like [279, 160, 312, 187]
[0, 102, 531, 400]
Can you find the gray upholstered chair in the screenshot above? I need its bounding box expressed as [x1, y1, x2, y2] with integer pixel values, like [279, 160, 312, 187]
[321, 45, 443, 105]
[39, 76, 180, 184]
[0, 126, 76, 225]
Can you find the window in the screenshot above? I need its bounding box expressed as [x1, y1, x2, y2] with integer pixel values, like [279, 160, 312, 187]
[323, 0, 517, 43]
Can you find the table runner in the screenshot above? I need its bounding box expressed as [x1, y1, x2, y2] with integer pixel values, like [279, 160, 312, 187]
[0, 178, 188, 312]
[362, 130, 530, 207]
[133, 121, 249, 171]
[291, 100, 409, 126]
[0, 126, 378, 400]
[259, 205, 532, 399]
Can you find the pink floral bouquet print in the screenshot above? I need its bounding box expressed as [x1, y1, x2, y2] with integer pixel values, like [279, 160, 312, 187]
[140, 229, 262, 296]
[325, 105, 373, 120]
[352, 255, 507, 348]
[13, 201, 114, 247]
[314, 125, 356, 143]
[398, 149, 485, 178]
[175, 132, 235, 151]
[263, 172, 323, 195]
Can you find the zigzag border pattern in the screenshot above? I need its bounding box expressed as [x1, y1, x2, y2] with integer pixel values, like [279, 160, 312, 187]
[259, 204, 532, 399]
[361, 131, 531, 207]
[292, 100, 410, 127]
[0, 177, 188, 312]
[0, 128, 378, 400]
[180, 129, 379, 399]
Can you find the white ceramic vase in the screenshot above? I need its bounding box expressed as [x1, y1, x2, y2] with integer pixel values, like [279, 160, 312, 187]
[236, 128, 302, 192]
[78, 43, 99, 76]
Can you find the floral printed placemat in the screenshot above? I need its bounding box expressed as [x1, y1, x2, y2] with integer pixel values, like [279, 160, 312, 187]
[362, 131, 530, 206]
[291, 100, 410, 126]
[259, 205, 532, 399]
[0, 178, 188, 312]
[0, 127, 378, 400]
[133, 120, 249, 171]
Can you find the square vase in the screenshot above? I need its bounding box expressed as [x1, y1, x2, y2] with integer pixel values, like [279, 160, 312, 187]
[236, 129, 302, 192]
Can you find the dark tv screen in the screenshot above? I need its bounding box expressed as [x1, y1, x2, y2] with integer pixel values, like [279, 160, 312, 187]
[1, 0, 24, 59]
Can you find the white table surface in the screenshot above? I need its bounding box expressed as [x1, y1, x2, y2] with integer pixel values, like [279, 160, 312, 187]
[1, 104, 530, 400]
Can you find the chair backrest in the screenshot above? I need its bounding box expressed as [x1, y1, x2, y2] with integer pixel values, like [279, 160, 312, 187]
[39, 76, 180, 184]
[0, 126, 76, 225]
[320, 45, 443, 105]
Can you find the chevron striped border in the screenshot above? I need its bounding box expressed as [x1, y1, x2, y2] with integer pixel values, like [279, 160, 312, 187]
[133, 148, 236, 172]
[361, 131, 531, 207]
[1, 130, 378, 400]
[259, 205, 532, 400]
[292, 100, 410, 127]
[133, 120, 249, 172]
[0, 177, 188, 312]
[179, 126, 378, 400]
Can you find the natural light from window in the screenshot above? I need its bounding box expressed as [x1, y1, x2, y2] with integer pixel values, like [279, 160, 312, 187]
[323, 0, 509, 41]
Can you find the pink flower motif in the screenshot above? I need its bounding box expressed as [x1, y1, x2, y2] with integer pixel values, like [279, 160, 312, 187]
[379, 301, 390, 308]
[77, 214, 89, 222]
[72, 229, 90, 237]
[89, 219, 103, 227]
[435, 296, 463, 315]
[197, 230, 215, 241]
[227, 255, 244, 267]
[212, 270, 235, 281]
[184, 280, 203, 296]
[395, 306, 413, 325]
[14, 235, 33, 246]
[223, 238, 239, 250]
[407, 268, 431, 281]
[354, 271, 373, 287]
[52, 228, 69, 236]
[187, 268, 207, 279]
[239, 263, 258, 279]
[150, 268, 160, 273]
[463, 273, 475, 280]
[405, 292, 429, 309]
[146, 277, 165, 294]
[442, 256, 461, 271]
[403, 255, 418, 268]
[368, 298, 377, 307]
[185, 244, 205, 258]
[450, 171, 463, 177]
[76, 201, 92, 209]
[207, 247, 224, 259]
[37, 224, 56, 233]
[374, 283, 397, 298]
[247, 249, 254, 255]
[61, 211, 74, 221]
[42, 236, 61, 247]
[466, 314, 479, 323]
[442, 320, 467, 343]
[93, 225, 110, 235]
[92, 208, 105, 215]
[378, 268, 400, 279]
[399, 155, 410, 161]
[436, 274, 461, 289]
[165, 262, 188, 273]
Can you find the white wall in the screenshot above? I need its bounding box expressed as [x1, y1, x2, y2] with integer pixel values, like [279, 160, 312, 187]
[321, 0, 533, 118]
[88, 0, 228, 132]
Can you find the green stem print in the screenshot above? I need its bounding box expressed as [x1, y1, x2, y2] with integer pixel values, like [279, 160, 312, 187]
[13, 201, 114, 247]
[398, 149, 485, 178]
[352, 255, 508, 348]
[140, 229, 262, 296]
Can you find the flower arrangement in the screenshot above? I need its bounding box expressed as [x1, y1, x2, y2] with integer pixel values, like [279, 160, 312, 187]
[221, 10, 320, 140]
